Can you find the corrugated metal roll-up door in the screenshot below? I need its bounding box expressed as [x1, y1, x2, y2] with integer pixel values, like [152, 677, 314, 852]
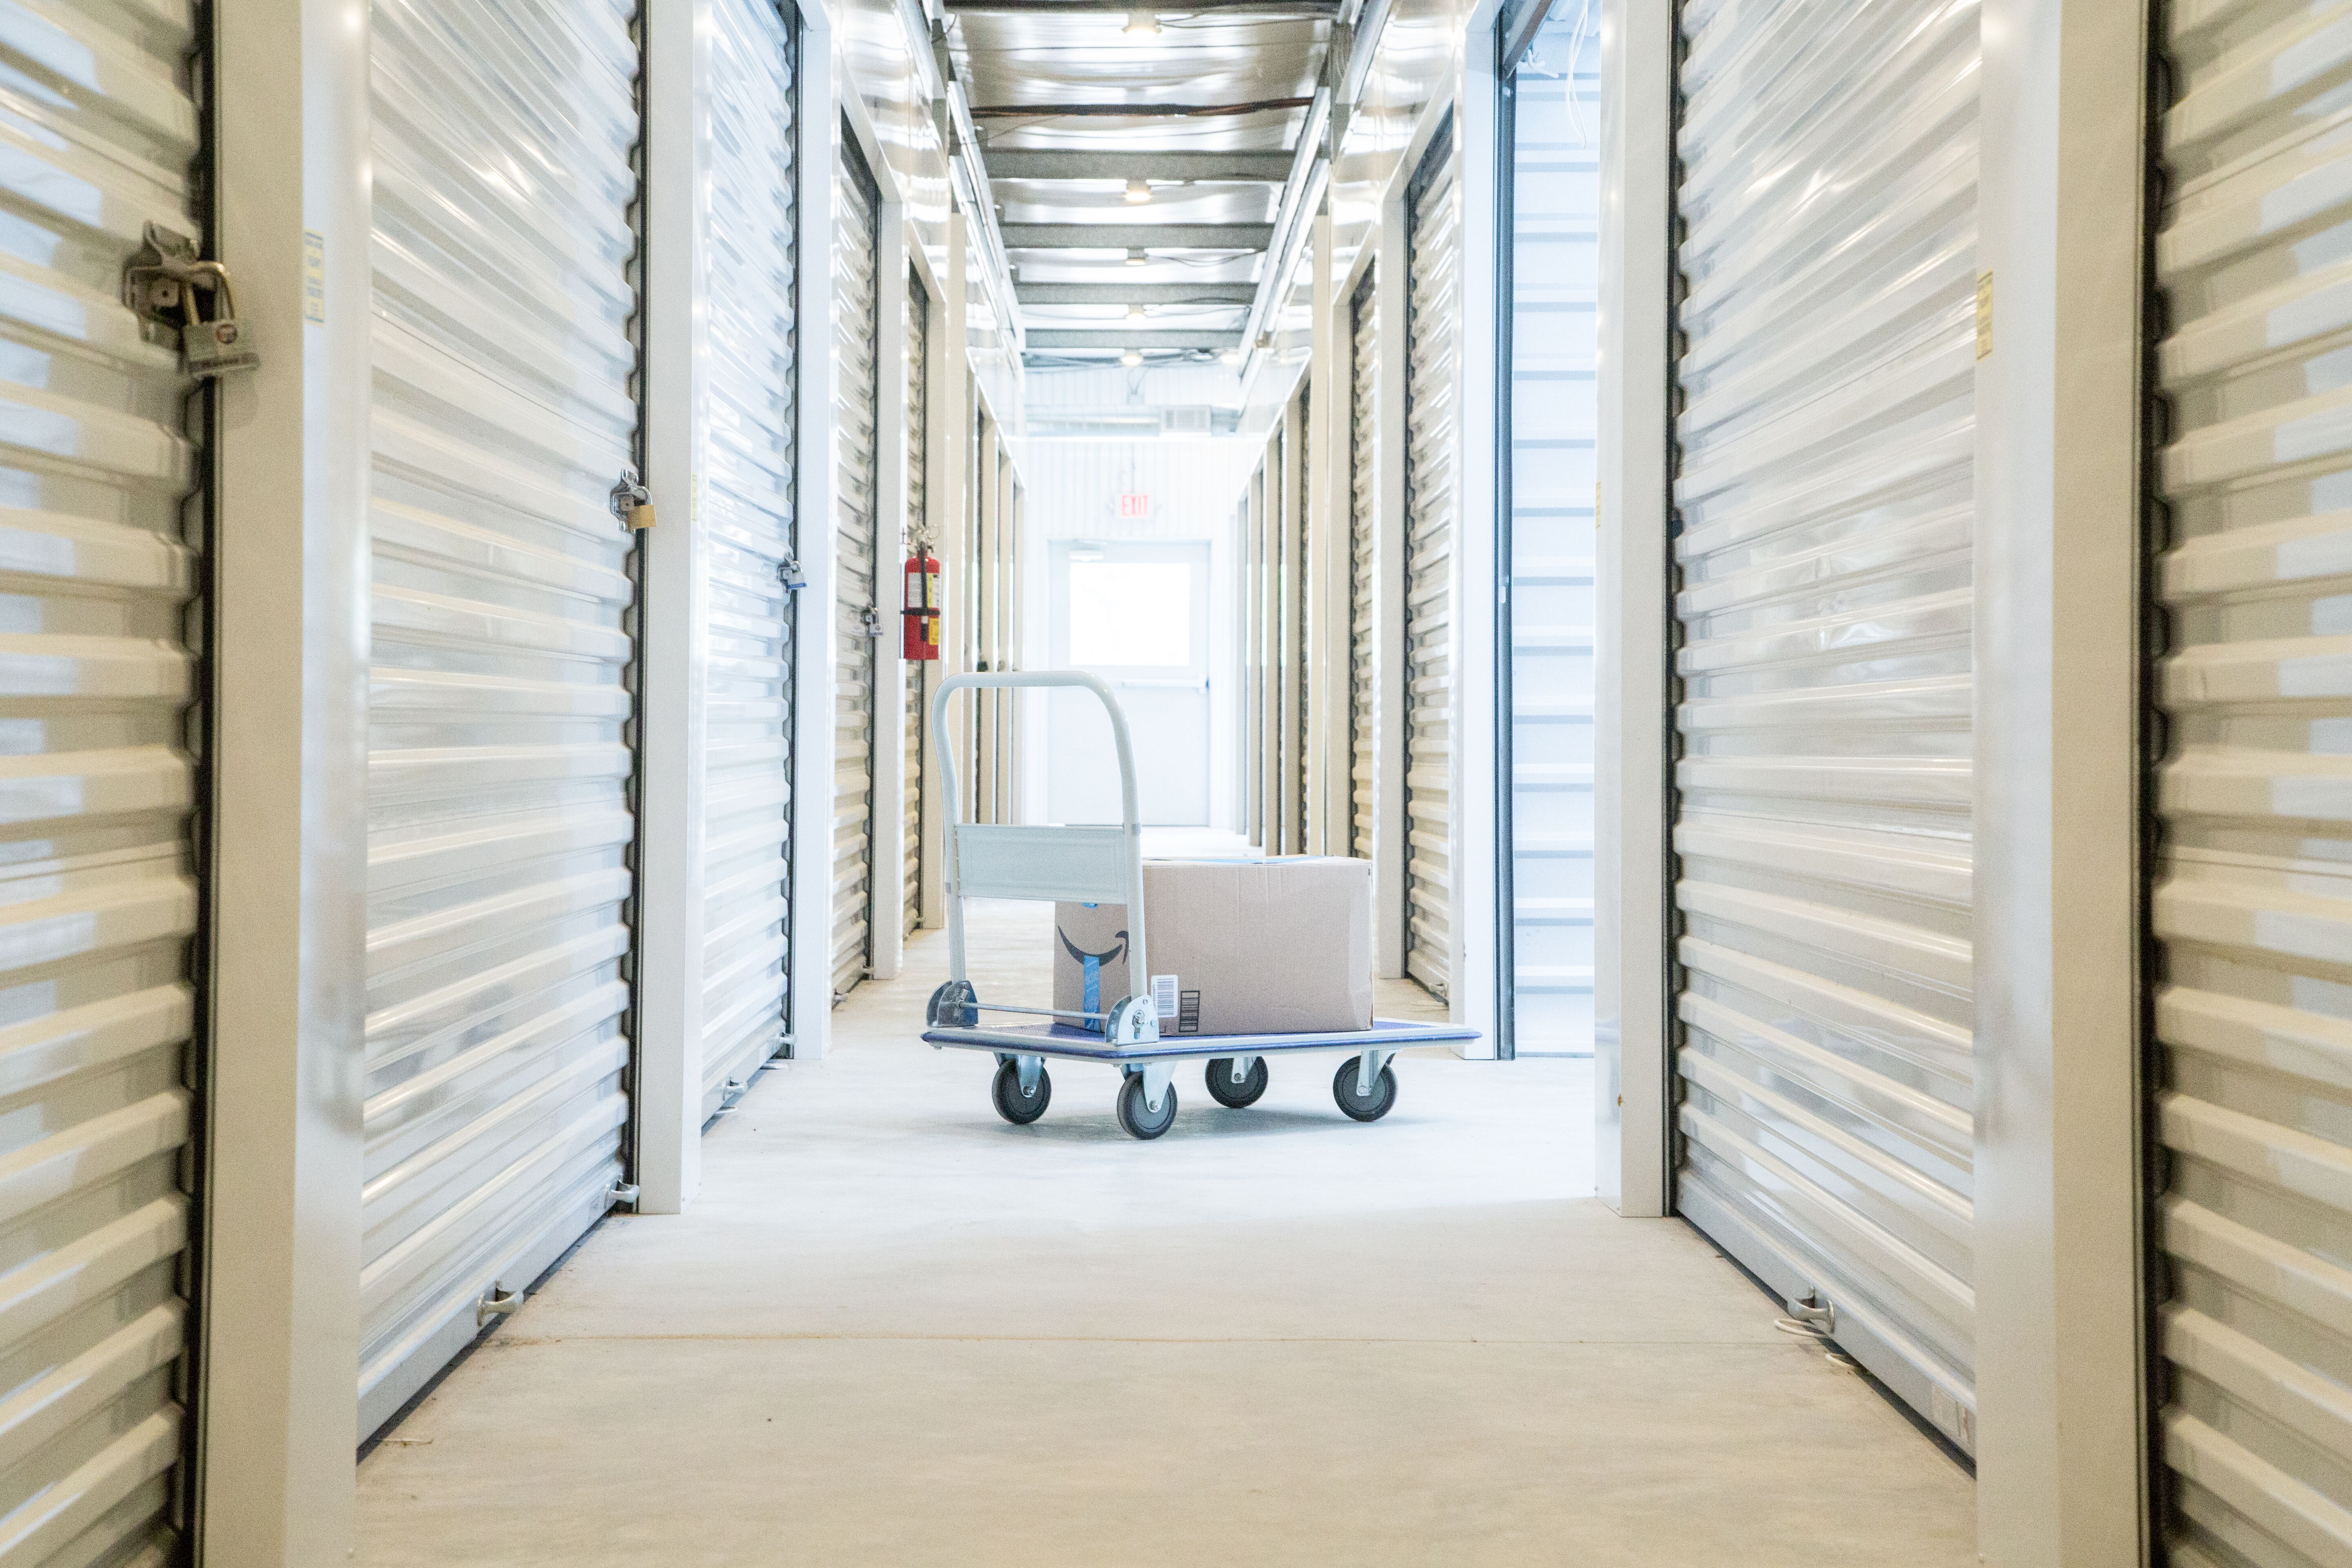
[701, 0, 796, 1116]
[361, 0, 644, 1435]
[1285, 385, 1309, 853]
[1666, 0, 1980, 1452]
[1351, 268, 1380, 860]
[830, 134, 880, 1004]
[1403, 120, 1460, 1000]
[2150, 4, 2352, 1559]
[1004, 477, 1025, 811]
[904, 272, 928, 937]
[0, 1, 206, 1555]
[1260, 432, 1281, 847]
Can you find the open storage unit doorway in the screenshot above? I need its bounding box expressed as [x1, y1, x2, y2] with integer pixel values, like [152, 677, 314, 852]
[1499, 0, 1600, 1058]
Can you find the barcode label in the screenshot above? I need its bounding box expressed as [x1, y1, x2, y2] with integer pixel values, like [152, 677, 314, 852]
[1151, 974, 1179, 1018]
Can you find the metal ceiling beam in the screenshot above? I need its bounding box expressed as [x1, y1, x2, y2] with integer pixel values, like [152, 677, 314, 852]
[968, 97, 1313, 118]
[1236, 0, 1388, 368]
[1024, 330, 1238, 349]
[1000, 223, 1273, 249]
[948, 0, 1338, 12]
[982, 150, 1296, 182]
[1017, 283, 1257, 303]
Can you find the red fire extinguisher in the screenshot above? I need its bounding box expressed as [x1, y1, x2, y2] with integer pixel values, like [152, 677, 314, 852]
[902, 546, 942, 660]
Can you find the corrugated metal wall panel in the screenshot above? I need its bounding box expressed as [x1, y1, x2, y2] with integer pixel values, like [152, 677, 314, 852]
[1351, 268, 1380, 863]
[701, 0, 795, 1114]
[1281, 388, 1307, 855]
[1251, 457, 1270, 846]
[1260, 428, 1283, 850]
[2152, 1, 2352, 1558]
[830, 134, 880, 1003]
[1010, 438, 1259, 542]
[1404, 122, 1460, 1000]
[904, 271, 927, 937]
[973, 413, 997, 824]
[1508, 8, 1599, 1053]
[1667, 0, 1980, 1451]
[0, 0, 205, 1555]
[1006, 477, 1023, 812]
[361, 0, 642, 1434]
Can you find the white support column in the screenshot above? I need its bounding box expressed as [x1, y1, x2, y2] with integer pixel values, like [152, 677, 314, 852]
[790, 20, 840, 1058]
[1592, 0, 1671, 1218]
[200, 0, 370, 1555]
[633, 0, 713, 1214]
[1972, 0, 2149, 1559]
[871, 203, 911, 979]
[1454, 26, 1503, 1057]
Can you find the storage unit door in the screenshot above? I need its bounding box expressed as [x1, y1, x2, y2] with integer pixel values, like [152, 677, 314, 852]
[2150, 6, 2352, 1559]
[1260, 432, 1281, 849]
[1247, 463, 1267, 845]
[1403, 122, 1460, 1001]
[701, 0, 797, 1116]
[1350, 269, 1380, 861]
[904, 272, 928, 936]
[361, 0, 643, 1436]
[831, 136, 881, 1003]
[1283, 387, 1308, 854]
[1666, 0, 1979, 1451]
[0, 2, 205, 1555]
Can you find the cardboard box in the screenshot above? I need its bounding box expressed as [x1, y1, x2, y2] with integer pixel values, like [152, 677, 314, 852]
[1054, 858, 1374, 1037]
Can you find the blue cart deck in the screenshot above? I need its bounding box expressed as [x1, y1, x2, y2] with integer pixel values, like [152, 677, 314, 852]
[923, 1016, 1479, 1062]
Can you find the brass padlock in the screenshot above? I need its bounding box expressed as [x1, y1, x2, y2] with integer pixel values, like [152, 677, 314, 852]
[183, 263, 258, 380]
[609, 467, 654, 532]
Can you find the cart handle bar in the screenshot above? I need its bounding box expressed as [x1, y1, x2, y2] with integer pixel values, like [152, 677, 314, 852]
[929, 670, 1149, 1009]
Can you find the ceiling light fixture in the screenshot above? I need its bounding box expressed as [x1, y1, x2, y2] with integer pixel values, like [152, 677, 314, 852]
[1121, 349, 1145, 367]
[1124, 177, 1152, 204]
[1219, 348, 1243, 365]
[1123, 10, 1160, 35]
[1125, 247, 1148, 267]
[1127, 303, 1148, 321]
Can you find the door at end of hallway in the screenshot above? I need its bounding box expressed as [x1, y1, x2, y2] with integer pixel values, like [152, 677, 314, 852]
[1046, 539, 1212, 826]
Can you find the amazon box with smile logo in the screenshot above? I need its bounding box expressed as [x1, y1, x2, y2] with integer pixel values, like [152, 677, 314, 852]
[1053, 857, 1374, 1036]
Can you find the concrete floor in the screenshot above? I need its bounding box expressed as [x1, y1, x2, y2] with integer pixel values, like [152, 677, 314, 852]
[357, 893, 1976, 1566]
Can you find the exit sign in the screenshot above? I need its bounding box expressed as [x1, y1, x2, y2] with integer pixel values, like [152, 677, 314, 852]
[1118, 493, 1151, 520]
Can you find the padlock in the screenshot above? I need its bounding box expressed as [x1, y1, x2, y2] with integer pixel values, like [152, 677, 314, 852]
[609, 467, 654, 532]
[182, 264, 258, 380]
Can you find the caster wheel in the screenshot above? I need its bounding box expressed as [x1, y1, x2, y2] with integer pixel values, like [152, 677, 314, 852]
[1203, 1057, 1268, 1108]
[1116, 1073, 1178, 1140]
[927, 979, 977, 1028]
[992, 1060, 1050, 1125]
[1332, 1056, 1397, 1122]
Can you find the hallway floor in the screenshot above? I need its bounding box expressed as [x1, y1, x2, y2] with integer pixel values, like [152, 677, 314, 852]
[356, 897, 1976, 1566]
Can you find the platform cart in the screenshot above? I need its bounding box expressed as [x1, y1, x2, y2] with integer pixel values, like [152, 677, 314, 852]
[919, 672, 1478, 1140]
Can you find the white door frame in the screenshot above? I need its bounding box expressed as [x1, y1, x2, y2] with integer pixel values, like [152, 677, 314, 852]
[203, 0, 372, 1556]
[1592, 0, 2153, 1554]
